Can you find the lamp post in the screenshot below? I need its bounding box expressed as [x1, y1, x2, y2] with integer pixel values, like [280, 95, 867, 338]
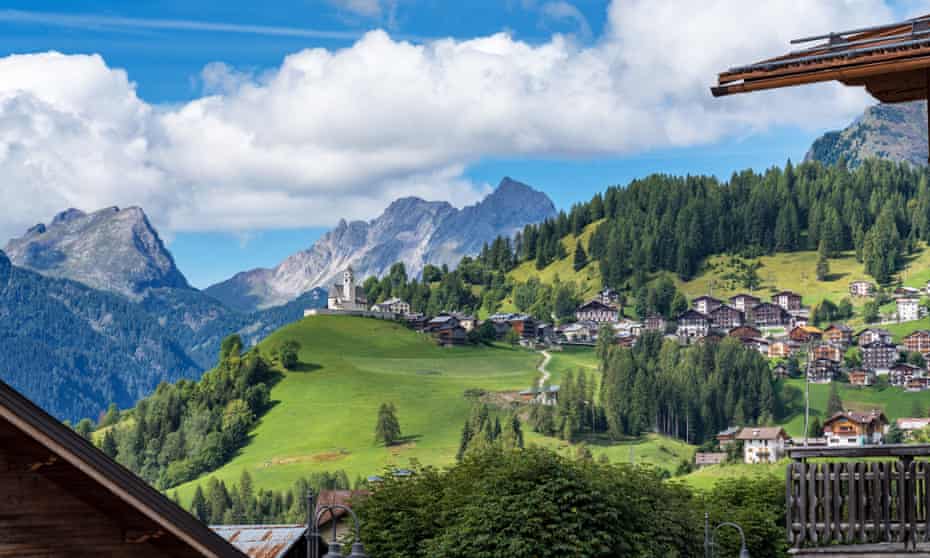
[704, 512, 750, 558]
[306, 490, 369, 558]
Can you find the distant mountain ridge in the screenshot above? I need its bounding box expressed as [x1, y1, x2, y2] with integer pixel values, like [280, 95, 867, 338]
[206, 177, 557, 312]
[0, 205, 328, 420]
[805, 101, 929, 168]
[4, 206, 190, 299]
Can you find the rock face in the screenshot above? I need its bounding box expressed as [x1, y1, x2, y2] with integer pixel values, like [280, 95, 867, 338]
[805, 101, 928, 168]
[206, 177, 557, 312]
[4, 206, 190, 299]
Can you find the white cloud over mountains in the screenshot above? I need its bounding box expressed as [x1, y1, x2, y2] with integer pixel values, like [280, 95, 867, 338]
[0, 1, 895, 239]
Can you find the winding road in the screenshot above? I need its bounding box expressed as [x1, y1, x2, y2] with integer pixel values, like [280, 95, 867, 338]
[537, 350, 552, 390]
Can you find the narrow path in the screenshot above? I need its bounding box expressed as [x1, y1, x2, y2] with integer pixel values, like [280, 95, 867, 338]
[537, 350, 552, 390]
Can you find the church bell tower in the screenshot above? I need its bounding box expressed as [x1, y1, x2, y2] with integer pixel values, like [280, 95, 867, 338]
[343, 267, 355, 303]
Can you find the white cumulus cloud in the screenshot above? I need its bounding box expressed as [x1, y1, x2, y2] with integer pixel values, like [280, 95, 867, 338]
[0, 0, 896, 240]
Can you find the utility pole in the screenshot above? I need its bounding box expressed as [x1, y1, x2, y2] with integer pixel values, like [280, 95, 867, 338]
[803, 342, 812, 447]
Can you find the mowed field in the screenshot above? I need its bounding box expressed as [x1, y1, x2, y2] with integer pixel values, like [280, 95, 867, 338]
[176, 316, 540, 497]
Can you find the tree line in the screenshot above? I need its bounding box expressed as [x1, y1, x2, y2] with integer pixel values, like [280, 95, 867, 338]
[70, 334, 281, 490]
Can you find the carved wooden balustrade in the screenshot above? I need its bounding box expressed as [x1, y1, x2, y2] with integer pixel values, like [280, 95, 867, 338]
[787, 445, 930, 553]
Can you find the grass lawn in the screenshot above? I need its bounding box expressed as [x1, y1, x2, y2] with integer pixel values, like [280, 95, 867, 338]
[682, 461, 783, 491]
[174, 315, 540, 498]
[545, 346, 600, 386]
[777, 378, 930, 438]
[524, 431, 695, 473]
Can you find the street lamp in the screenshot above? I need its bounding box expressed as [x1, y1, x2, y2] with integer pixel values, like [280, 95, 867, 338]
[704, 512, 750, 558]
[306, 490, 369, 558]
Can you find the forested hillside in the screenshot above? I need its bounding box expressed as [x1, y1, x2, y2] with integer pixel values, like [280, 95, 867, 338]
[362, 159, 929, 320]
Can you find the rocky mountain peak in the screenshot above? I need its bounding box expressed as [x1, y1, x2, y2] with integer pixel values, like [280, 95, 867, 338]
[205, 177, 557, 312]
[3, 206, 190, 299]
[805, 101, 928, 168]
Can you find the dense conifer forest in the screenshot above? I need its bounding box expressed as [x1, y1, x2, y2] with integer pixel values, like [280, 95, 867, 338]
[364, 159, 930, 319]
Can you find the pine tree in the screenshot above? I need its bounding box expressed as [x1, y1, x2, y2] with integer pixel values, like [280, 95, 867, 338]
[456, 419, 474, 462]
[807, 417, 822, 439]
[573, 240, 588, 271]
[374, 402, 402, 446]
[190, 485, 208, 522]
[101, 429, 118, 458]
[816, 240, 830, 281]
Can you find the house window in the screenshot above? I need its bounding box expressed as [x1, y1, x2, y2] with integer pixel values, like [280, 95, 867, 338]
[847, 438, 856, 444]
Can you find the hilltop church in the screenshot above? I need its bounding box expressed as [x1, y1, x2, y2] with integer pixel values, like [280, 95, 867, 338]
[327, 267, 369, 311]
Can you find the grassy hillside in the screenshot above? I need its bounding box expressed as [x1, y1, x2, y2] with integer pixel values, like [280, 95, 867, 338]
[507, 221, 604, 300]
[173, 316, 538, 496]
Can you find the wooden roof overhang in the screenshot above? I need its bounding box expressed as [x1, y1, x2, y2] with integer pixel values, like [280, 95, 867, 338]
[0, 379, 247, 558]
[712, 15, 930, 162]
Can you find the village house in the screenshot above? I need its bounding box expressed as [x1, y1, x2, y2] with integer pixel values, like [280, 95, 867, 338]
[0, 379, 246, 558]
[559, 322, 596, 343]
[773, 290, 803, 312]
[370, 296, 411, 314]
[823, 324, 853, 347]
[729, 293, 761, 313]
[716, 426, 741, 447]
[897, 297, 921, 322]
[858, 328, 893, 347]
[435, 323, 468, 346]
[848, 369, 876, 387]
[729, 325, 762, 340]
[905, 330, 930, 355]
[451, 313, 477, 331]
[644, 313, 666, 332]
[518, 385, 560, 405]
[743, 337, 770, 355]
[425, 313, 460, 333]
[823, 410, 888, 447]
[708, 304, 744, 330]
[692, 295, 723, 315]
[889, 362, 924, 387]
[789, 325, 822, 344]
[849, 280, 876, 297]
[736, 426, 790, 464]
[749, 302, 790, 327]
[613, 320, 643, 338]
[906, 377, 930, 392]
[574, 299, 620, 323]
[327, 267, 369, 311]
[861, 341, 900, 373]
[403, 313, 430, 331]
[896, 417, 930, 439]
[895, 286, 922, 298]
[676, 309, 710, 341]
[768, 340, 799, 359]
[808, 358, 839, 383]
[812, 343, 843, 363]
[598, 286, 621, 306]
[507, 315, 537, 339]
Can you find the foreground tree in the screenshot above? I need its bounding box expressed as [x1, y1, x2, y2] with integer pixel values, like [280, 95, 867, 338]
[375, 403, 402, 446]
[357, 448, 702, 558]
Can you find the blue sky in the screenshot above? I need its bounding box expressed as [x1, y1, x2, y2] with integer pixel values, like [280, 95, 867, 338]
[0, 1, 918, 287]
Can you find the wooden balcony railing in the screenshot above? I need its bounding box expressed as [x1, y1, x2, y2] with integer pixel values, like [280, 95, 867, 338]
[787, 445, 930, 552]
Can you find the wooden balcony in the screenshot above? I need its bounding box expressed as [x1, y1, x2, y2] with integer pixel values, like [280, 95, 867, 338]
[787, 445, 930, 557]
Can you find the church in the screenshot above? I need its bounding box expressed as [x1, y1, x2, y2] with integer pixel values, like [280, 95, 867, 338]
[327, 267, 369, 311]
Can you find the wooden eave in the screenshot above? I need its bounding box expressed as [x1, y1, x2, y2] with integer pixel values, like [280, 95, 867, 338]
[713, 17, 930, 103]
[0, 379, 246, 558]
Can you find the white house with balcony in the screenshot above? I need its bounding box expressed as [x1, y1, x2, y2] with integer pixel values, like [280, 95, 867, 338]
[736, 426, 789, 464]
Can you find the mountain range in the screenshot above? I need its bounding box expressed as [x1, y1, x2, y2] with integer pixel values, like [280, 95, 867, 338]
[0, 178, 554, 419]
[806, 101, 929, 168]
[205, 177, 557, 312]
